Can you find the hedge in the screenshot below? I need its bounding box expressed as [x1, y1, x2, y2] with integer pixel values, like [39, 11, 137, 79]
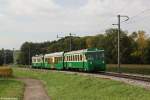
[0, 67, 13, 77]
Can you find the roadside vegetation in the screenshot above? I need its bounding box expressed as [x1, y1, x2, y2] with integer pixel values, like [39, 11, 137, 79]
[17, 28, 150, 65]
[14, 68, 150, 100]
[0, 66, 24, 100]
[0, 28, 148, 66]
[0, 67, 13, 77]
[0, 79, 24, 100]
[107, 64, 150, 75]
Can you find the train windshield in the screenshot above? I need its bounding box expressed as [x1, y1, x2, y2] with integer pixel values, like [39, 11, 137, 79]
[85, 51, 104, 60]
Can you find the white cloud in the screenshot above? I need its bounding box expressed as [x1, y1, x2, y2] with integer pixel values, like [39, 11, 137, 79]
[0, 0, 150, 49]
[7, 0, 60, 16]
[2, 0, 150, 32]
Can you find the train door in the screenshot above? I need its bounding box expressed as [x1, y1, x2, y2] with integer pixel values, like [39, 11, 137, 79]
[80, 54, 84, 70]
[51, 57, 55, 69]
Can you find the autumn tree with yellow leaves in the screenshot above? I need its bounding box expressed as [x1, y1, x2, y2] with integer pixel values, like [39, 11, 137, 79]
[131, 31, 148, 63]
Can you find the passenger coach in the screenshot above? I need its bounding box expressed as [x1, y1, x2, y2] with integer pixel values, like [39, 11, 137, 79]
[32, 55, 44, 68]
[44, 52, 64, 69]
[64, 48, 105, 71]
[32, 48, 106, 72]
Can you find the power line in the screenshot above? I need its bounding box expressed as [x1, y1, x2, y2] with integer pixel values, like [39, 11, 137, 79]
[119, 9, 150, 33]
[88, 2, 133, 34]
[116, 1, 132, 14]
[130, 9, 150, 19]
[100, 1, 133, 29]
[121, 9, 150, 24]
[57, 33, 76, 51]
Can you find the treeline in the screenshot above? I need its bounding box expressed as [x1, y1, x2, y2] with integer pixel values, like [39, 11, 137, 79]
[18, 28, 150, 64]
[0, 49, 13, 65]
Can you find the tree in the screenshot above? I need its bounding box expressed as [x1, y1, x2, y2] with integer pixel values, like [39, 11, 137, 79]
[104, 28, 133, 64]
[18, 28, 150, 65]
[130, 31, 148, 63]
[0, 49, 13, 65]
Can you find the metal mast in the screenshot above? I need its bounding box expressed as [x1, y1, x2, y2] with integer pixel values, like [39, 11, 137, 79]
[113, 15, 129, 73]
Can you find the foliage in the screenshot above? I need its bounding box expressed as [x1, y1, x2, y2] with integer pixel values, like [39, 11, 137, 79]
[0, 67, 13, 77]
[130, 31, 148, 63]
[0, 49, 13, 65]
[107, 64, 150, 75]
[17, 28, 150, 64]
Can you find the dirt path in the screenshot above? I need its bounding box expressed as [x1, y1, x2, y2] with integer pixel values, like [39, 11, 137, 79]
[17, 78, 50, 100]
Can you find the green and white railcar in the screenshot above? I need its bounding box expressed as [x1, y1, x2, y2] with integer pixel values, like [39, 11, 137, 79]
[32, 48, 106, 72]
[32, 55, 44, 68]
[44, 52, 64, 70]
[64, 48, 105, 72]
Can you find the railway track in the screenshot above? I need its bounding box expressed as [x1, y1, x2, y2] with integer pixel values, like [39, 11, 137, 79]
[100, 72, 150, 82]
[16, 67, 150, 90]
[20, 67, 150, 83]
[63, 71, 150, 83]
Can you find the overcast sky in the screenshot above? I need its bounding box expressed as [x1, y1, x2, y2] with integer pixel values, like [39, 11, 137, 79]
[0, 0, 150, 49]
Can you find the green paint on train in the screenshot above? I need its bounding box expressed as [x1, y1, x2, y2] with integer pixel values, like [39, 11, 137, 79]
[32, 48, 106, 72]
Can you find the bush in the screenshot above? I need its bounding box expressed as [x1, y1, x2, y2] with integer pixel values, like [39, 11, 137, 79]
[0, 67, 13, 77]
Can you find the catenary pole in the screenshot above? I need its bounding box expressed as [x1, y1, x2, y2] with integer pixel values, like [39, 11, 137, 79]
[118, 15, 121, 73]
[113, 15, 129, 73]
[4, 49, 6, 65]
[13, 48, 15, 66]
[29, 46, 30, 67]
[69, 33, 72, 51]
[57, 33, 76, 51]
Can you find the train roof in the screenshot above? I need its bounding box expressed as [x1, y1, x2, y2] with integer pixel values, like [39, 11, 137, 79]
[32, 55, 43, 59]
[44, 52, 64, 57]
[65, 48, 104, 54]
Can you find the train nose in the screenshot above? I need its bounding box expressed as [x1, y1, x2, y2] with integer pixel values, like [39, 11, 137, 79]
[93, 61, 105, 70]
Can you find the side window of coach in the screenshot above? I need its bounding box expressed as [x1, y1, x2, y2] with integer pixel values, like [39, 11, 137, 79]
[80, 55, 82, 61]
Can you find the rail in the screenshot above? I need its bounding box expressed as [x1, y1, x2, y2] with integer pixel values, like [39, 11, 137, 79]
[17, 67, 150, 82]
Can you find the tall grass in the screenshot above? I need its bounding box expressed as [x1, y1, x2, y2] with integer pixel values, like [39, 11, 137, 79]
[0, 67, 13, 77]
[107, 64, 150, 75]
[0, 79, 24, 100]
[14, 68, 150, 100]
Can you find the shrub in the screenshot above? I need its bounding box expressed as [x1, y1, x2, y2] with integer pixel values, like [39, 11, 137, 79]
[0, 67, 13, 77]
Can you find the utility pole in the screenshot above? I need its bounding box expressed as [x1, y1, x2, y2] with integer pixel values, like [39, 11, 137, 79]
[13, 48, 15, 66]
[118, 15, 121, 73]
[29, 46, 31, 67]
[69, 33, 72, 51]
[69, 33, 76, 51]
[113, 15, 129, 73]
[57, 33, 76, 51]
[4, 49, 6, 65]
[57, 34, 63, 39]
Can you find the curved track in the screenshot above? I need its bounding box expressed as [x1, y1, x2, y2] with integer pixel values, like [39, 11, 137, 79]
[20, 67, 150, 83]
[99, 72, 150, 82]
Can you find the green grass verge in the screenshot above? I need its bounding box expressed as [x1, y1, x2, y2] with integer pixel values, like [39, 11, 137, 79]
[107, 64, 150, 75]
[0, 78, 24, 100]
[14, 68, 150, 100]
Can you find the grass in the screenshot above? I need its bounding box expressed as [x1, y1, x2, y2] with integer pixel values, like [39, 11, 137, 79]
[107, 64, 150, 75]
[0, 78, 24, 100]
[13, 68, 150, 100]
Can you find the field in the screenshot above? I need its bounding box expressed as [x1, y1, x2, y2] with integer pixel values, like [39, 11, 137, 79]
[13, 68, 150, 100]
[107, 64, 150, 75]
[0, 78, 24, 100]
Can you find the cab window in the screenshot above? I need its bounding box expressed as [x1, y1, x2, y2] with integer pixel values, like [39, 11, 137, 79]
[85, 52, 104, 60]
